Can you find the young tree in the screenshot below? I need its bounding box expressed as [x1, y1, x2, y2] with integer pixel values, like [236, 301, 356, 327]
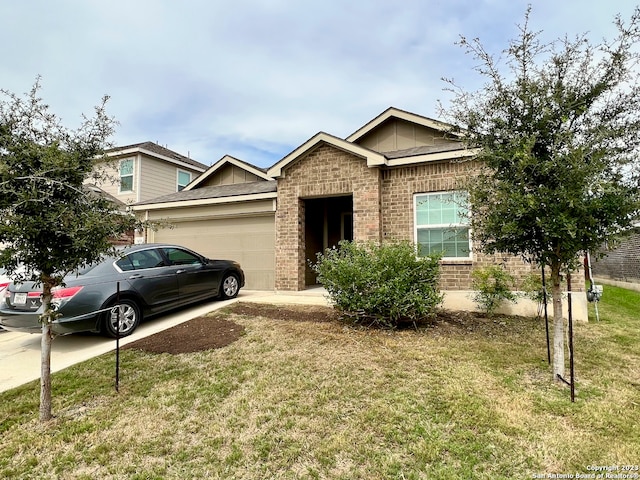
[441, 8, 640, 381]
[0, 79, 139, 420]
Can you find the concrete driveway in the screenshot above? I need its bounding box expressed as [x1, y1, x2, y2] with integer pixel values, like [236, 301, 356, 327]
[0, 289, 328, 393]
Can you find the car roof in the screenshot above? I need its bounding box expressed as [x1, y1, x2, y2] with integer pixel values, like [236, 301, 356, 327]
[117, 243, 196, 253]
[77, 244, 201, 276]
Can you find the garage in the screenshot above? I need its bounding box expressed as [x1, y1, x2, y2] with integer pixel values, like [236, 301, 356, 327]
[149, 214, 275, 290]
[133, 178, 278, 291]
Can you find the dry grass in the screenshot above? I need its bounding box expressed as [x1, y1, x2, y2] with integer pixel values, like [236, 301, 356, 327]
[0, 287, 639, 479]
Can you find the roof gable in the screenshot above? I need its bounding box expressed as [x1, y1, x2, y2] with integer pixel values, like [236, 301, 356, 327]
[266, 132, 386, 178]
[185, 155, 270, 191]
[346, 107, 459, 144]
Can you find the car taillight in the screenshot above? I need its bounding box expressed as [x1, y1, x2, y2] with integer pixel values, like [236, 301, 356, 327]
[51, 286, 84, 300]
[0, 283, 9, 295]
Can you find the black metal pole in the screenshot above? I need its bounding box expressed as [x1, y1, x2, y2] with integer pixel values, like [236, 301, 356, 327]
[115, 281, 120, 392]
[567, 273, 575, 402]
[541, 266, 551, 365]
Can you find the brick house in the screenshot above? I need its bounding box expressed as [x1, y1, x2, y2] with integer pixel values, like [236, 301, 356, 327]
[133, 107, 587, 319]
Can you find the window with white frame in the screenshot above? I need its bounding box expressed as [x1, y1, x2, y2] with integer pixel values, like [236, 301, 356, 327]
[414, 191, 471, 259]
[119, 159, 134, 193]
[177, 170, 191, 191]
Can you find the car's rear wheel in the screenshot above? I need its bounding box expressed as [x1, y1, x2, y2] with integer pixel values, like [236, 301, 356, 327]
[220, 273, 240, 299]
[102, 299, 141, 338]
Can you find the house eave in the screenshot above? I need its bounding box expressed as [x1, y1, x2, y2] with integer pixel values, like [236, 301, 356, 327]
[385, 148, 479, 166]
[131, 191, 278, 211]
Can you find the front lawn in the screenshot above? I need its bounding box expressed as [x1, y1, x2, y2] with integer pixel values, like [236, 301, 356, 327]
[0, 286, 638, 479]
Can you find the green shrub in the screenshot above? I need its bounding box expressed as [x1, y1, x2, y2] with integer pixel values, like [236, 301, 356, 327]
[471, 264, 517, 315]
[311, 240, 443, 328]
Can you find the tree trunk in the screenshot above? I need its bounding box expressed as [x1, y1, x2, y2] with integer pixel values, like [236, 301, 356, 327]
[39, 283, 53, 422]
[550, 262, 565, 382]
[40, 323, 53, 421]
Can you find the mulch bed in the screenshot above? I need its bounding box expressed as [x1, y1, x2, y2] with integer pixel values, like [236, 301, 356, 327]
[123, 303, 338, 355]
[124, 302, 533, 355]
[123, 316, 245, 355]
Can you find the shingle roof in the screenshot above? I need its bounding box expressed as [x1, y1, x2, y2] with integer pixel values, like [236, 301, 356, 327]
[133, 180, 277, 206]
[383, 143, 467, 159]
[106, 141, 208, 170]
[224, 155, 268, 174]
[84, 184, 126, 207]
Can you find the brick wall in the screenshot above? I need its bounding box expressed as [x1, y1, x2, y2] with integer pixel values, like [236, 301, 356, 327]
[380, 160, 535, 290]
[275, 145, 381, 290]
[275, 147, 545, 291]
[592, 230, 640, 283]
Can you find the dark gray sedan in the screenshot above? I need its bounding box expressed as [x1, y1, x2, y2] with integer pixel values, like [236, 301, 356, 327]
[0, 244, 244, 337]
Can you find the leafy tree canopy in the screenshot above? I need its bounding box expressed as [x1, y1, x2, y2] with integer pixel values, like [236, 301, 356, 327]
[442, 7, 640, 271]
[0, 78, 138, 285]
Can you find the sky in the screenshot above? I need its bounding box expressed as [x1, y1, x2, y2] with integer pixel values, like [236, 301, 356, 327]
[1, 0, 638, 168]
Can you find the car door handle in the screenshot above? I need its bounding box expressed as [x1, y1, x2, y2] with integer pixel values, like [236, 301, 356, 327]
[129, 274, 144, 279]
[175, 269, 186, 274]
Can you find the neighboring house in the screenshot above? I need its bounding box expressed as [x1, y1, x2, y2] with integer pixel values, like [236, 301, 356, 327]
[592, 223, 640, 284]
[132, 108, 587, 320]
[95, 142, 208, 206]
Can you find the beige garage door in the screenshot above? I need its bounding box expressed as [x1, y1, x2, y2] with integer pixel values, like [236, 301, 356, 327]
[150, 215, 275, 290]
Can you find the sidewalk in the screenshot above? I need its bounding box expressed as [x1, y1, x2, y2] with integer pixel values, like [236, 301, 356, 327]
[0, 289, 330, 393]
[239, 287, 329, 306]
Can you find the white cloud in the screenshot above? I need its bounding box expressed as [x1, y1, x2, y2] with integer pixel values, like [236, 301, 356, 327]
[1, 0, 637, 167]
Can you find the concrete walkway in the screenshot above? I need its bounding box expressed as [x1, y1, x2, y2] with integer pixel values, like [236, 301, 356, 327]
[0, 289, 329, 393]
[240, 287, 329, 305]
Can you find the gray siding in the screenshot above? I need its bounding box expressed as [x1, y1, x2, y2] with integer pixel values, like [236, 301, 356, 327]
[139, 155, 202, 201]
[356, 119, 455, 153]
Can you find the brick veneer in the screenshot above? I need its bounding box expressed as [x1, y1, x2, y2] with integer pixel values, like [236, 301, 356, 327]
[275, 144, 547, 291]
[380, 160, 536, 290]
[275, 145, 381, 290]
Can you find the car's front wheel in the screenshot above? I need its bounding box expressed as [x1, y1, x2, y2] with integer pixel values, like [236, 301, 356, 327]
[102, 299, 141, 338]
[220, 273, 240, 299]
